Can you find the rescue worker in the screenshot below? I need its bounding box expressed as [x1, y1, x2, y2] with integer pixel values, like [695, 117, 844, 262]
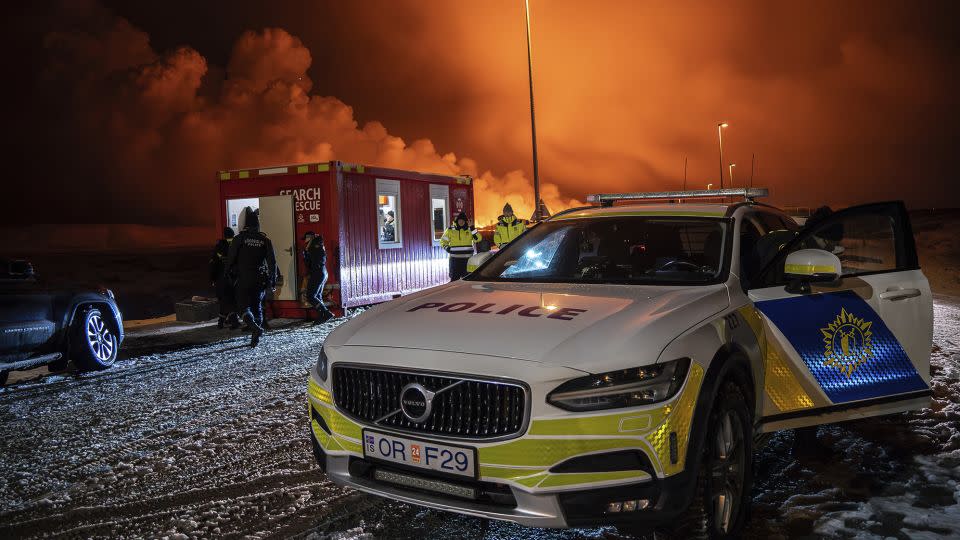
[226, 208, 277, 347]
[302, 231, 334, 324]
[209, 227, 239, 329]
[493, 203, 526, 248]
[440, 211, 480, 280]
[381, 210, 396, 242]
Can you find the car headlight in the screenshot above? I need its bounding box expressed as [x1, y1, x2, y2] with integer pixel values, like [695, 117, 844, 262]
[316, 346, 329, 382]
[547, 358, 690, 412]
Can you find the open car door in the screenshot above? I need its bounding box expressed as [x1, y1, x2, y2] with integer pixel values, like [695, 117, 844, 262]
[747, 202, 932, 432]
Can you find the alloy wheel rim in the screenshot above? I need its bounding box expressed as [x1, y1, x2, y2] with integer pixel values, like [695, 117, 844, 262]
[710, 409, 745, 534]
[86, 314, 114, 362]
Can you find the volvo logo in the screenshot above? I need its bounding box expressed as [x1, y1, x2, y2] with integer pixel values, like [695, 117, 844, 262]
[399, 383, 435, 423]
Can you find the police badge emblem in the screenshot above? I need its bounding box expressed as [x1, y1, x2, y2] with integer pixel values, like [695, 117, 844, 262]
[821, 307, 874, 377]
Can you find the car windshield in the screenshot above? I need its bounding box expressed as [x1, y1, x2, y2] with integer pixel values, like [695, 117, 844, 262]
[470, 216, 729, 284]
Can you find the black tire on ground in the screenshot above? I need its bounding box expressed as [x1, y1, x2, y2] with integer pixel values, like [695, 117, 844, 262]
[71, 308, 119, 371]
[0, 370, 8, 386]
[666, 380, 754, 539]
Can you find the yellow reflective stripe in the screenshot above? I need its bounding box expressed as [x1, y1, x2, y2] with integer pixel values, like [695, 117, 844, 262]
[512, 472, 550, 488]
[312, 421, 344, 451]
[479, 438, 652, 467]
[535, 470, 649, 489]
[764, 344, 815, 412]
[553, 210, 723, 220]
[479, 465, 547, 480]
[737, 306, 814, 413]
[297, 165, 310, 174]
[528, 408, 668, 436]
[335, 435, 363, 453]
[648, 363, 704, 476]
[466, 264, 478, 272]
[218, 171, 231, 180]
[318, 163, 330, 172]
[238, 171, 250, 179]
[737, 306, 765, 349]
[785, 263, 836, 275]
[357, 164, 365, 173]
[309, 396, 363, 440]
[308, 378, 333, 404]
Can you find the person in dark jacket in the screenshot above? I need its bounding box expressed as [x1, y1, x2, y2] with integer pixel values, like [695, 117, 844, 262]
[302, 231, 334, 324]
[380, 210, 396, 242]
[209, 227, 239, 329]
[226, 208, 277, 347]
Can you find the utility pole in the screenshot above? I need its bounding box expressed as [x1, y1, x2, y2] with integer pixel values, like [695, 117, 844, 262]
[717, 122, 728, 189]
[683, 156, 688, 191]
[524, 0, 541, 221]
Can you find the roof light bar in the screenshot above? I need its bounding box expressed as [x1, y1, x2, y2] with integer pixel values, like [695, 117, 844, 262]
[587, 188, 768, 207]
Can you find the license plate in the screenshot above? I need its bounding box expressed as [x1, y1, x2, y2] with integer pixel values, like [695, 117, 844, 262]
[362, 430, 476, 478]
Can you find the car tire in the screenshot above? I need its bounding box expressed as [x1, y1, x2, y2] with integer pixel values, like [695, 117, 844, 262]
[71, 307, 119, 371]
[666, 380, 753, 539]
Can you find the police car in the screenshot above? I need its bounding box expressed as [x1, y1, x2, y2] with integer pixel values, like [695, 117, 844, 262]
[307, 188, 931, 538]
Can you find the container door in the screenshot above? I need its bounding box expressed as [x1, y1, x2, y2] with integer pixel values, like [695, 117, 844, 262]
[748, 202, 932, 430]
[259, 195, 297, 301]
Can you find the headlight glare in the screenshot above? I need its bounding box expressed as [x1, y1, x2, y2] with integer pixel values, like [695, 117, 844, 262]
[547, 358, 690, 411]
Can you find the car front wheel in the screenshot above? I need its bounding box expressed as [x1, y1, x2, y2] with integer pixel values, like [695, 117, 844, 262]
[667, 380, 753, 539]
[72, 308, 119, 371]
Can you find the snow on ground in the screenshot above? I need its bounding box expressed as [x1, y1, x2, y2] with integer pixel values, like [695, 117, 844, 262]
[1, 300, 958, 539]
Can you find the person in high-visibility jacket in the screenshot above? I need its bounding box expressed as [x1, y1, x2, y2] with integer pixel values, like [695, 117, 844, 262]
[440, 211, 480, 280]
[493, 203, 526, 248]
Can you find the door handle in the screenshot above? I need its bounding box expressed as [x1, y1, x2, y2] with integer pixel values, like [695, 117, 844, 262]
[284, 247, 293, 255]
[879, 288, 921, 301]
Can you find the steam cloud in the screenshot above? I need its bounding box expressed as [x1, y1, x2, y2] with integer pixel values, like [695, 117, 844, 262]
[35, 2, 579, 227]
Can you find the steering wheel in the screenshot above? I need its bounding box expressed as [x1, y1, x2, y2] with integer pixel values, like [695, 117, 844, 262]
[657, 259, 702, 272]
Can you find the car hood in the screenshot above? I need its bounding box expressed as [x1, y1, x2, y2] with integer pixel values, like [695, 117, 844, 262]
[328, 280, 730, 372]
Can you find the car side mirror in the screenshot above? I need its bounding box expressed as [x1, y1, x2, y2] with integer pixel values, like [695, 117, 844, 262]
[783, 249, 841, 294]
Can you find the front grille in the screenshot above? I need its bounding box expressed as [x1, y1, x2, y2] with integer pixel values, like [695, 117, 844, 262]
[332, 365, 527, 440]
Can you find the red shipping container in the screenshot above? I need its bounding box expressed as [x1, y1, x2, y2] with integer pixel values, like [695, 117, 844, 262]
[217, 161, 475, 318]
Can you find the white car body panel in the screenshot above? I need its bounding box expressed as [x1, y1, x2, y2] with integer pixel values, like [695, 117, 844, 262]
[333, 281, 730, 373]
[307, 199, 934, 529]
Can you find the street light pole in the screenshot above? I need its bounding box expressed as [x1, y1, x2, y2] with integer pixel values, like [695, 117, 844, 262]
[729, 163, 736, 187]
[717, 122, 728, 189]
[524, 0, 541, 221]
[683, 156, 688, 191]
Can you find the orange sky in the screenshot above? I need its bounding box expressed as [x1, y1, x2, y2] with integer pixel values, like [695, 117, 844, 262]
[4, 0, 959, 226]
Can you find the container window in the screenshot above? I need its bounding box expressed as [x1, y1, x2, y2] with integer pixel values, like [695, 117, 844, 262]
[429, 184, 450, 246]
[377, 179, 402, 249]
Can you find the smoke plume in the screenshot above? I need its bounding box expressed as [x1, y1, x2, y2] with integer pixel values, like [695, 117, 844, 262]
[27, 2, 577, 227]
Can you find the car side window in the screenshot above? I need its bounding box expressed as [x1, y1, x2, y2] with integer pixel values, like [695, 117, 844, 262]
[755, 203, 915, 288]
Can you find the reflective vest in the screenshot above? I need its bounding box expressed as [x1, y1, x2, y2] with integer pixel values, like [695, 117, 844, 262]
[440, 226, 479, 258]
[494, 217, 526, 247]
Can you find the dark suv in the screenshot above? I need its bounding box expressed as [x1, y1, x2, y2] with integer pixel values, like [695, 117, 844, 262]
[0, 259, 124, 385]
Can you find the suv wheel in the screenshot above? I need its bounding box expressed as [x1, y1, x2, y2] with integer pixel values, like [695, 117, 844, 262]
[668, 381, 753, 539]
[72, 308, 118, 371]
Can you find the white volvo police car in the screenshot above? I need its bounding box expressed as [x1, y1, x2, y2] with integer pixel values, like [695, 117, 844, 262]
[307, 188, 932, 538]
